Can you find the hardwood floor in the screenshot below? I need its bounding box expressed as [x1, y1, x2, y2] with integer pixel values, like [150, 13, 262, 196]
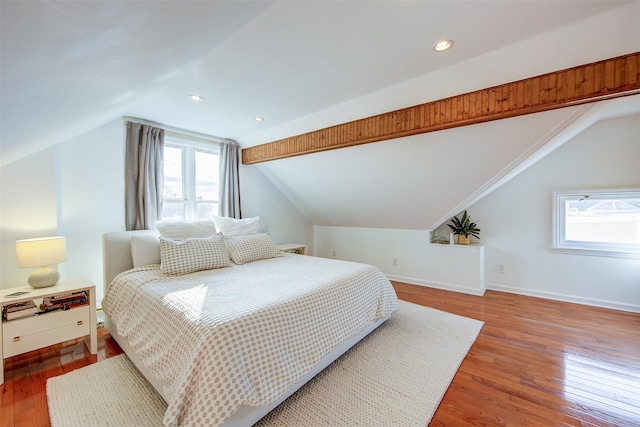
[2, 282, 639, 426]
[392, 282, 640, 427]
[1, 327, 123, 427]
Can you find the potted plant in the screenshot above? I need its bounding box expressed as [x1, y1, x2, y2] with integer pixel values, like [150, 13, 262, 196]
[447, 210, 480, 244]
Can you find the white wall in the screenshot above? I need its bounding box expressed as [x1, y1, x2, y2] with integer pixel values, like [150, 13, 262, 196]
[314, 114, 640, 312]
[240, 164, 313, 252]
[0, 147, 58, 287]
[1, 120, 312, 305]
[56, 119, 127, 303]
[0, 120, 126, 303]
[314, 227, 485, 295]
[2, 113, 636, 311]
[473, 113, 639, 312]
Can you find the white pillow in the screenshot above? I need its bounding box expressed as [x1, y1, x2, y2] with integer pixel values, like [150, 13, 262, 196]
[160, 235, 230, 275]
[156, 220, 217, 239]
[213, 216, 266, 236]
[131, 235, 161, 267]
[225, 233, 283, 265]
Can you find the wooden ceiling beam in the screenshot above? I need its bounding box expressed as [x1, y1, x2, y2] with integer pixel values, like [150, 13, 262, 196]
[242, 52, 640, 165]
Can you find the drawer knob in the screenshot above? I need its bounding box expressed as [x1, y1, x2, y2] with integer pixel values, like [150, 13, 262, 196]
[77, 320, 83, 326]
[13, 336, 20, 342]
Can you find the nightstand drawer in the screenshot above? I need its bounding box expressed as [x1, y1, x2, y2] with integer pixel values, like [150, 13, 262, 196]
[2, 306, 90, 358]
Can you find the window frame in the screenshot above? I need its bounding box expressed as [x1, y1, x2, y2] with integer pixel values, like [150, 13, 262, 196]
[551, 188, 640, 259]
[162, 133, 220, 222]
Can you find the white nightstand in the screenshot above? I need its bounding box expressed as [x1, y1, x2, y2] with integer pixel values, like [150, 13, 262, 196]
[0, 278, 98, 385]
[277, 243, 308, 255]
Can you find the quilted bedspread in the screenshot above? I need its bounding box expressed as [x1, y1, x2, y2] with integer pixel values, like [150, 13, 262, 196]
[102, 254, 398, 426]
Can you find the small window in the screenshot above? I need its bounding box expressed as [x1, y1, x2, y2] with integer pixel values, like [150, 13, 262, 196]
[161, 137, 220, 222]
[552, 189, 640, 258]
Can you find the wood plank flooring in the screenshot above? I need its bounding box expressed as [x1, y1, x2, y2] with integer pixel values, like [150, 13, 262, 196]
[392, 282, 640, 427]
[2, 282, 639, 426]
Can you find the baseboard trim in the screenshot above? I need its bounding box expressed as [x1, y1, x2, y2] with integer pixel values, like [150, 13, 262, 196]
[386, 274, 486, 296]
[386, 274, 639, 313]
[486, 282, 640, 313]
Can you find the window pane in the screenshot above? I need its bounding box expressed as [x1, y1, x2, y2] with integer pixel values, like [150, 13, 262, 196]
[196, 202, 218, 220]
[195, 151, 219, 202]
[565, 197, 640, 245]
[164, 146, 183, 199]
[161, 202, 185, 222]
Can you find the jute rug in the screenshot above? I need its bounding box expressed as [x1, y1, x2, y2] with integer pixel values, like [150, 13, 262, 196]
[47, 301, 483, 426]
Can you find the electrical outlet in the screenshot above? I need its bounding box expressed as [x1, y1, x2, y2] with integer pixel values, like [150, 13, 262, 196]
[392, 257, 399, 266]
[332, 250, 336, 257]
[497, 263, 505, 273]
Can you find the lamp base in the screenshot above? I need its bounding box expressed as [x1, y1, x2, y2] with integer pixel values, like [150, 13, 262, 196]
[27, 266, 60, 288]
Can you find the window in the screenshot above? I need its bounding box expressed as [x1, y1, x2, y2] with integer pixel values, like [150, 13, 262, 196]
[161, 137, 220, 221]
[552, 189, 640, 258]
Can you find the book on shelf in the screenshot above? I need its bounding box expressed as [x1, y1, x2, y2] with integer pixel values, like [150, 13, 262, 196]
[42, 291, 85, 302]
[40, 291, 87, 312]
[3, 300, 38, 320]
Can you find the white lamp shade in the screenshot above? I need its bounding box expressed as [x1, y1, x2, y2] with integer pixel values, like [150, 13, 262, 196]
[16, 236, 67, 267]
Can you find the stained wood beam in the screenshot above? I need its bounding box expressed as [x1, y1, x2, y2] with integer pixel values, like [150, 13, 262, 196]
[242, 52, 640, 164]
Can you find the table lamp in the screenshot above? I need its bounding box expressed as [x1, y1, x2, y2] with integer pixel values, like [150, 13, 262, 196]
[16, 236, 67, 288]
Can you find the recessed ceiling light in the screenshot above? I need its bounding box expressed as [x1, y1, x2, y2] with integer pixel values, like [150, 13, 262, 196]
[189, 95, 204, 102]
[433, 39, 454, 52]
[254, 117, 264, 122]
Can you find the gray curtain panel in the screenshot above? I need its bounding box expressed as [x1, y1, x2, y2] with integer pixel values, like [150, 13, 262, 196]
[219, 141, 241, 219]
[125, 122, 165, 230]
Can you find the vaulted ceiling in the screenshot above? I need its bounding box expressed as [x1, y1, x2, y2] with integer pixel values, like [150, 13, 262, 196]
[1, 1, 639, 230]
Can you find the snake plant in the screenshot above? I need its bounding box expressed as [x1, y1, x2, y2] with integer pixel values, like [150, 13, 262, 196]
[447, 210, 481, 239]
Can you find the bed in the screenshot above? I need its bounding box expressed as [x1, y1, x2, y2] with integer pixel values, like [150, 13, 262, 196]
[101, 228, 398, 426]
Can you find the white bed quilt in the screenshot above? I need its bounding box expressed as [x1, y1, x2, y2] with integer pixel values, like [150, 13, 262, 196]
[102, 254, 398, 426]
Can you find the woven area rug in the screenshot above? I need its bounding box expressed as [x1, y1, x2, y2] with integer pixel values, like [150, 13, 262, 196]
[47, 300, 483, 427]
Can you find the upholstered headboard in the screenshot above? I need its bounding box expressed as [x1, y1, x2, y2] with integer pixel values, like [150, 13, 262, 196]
[102, 230, 158, 292]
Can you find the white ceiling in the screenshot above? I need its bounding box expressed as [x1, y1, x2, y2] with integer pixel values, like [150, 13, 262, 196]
[1, 0, 639, 230]
[255, 100, 638, 231]
[1, 0, 634, 164]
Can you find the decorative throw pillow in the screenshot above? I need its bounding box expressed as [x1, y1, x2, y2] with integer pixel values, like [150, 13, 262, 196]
[225, 233, 283, 265]
[156, 220, 217, 239]
[160, 235, 230, 275]
[213, 216, 267, 237]
[131, 235, 161, 267]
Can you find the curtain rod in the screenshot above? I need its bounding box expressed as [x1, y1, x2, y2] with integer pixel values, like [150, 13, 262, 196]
[122, 116, 237, 145]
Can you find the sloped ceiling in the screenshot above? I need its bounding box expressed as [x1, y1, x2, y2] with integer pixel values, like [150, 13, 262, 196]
[1, 1, 639, 231]
[1, 0, 635, 164]
[254, 101, 637, 231]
